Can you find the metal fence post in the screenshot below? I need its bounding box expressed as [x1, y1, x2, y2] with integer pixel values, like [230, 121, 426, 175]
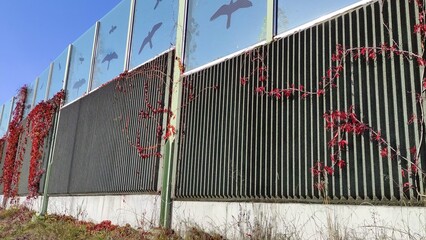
[159, 0, 187, 228]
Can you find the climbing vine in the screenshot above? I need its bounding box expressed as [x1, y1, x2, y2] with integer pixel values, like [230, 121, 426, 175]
[26, 90, 65, 199]
[1, 86, 27, 201]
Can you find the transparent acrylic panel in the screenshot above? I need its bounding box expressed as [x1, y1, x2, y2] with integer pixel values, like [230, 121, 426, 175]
[66, 25, 96, 104]
[34, 67, 50, 104]
[48, 48, 68, 99]
[0, 99, 12, 136]
[184, 0, 266, 70]
[129, 0, 178, 69]
[92, 0, 131, 90]
[277, 0, 360, 33]
[23, 81, 36, 117]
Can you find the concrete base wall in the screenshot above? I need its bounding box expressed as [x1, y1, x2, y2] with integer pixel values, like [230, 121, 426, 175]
[2, 194, 160, 230]
[2, 195, 426, 239]
[172, 201, 426, 239]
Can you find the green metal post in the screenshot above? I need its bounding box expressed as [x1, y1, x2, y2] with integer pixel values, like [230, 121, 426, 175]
[39, 44, 71, 217]
[266, 0, 275, 42]
[159, 0, 186, 228]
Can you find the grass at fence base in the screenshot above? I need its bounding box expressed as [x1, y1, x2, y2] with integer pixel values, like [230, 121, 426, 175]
[0, 206, 223, 240]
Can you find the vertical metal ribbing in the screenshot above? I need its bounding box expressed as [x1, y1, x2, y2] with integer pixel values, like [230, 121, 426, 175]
[224, 59, 231, 198]
[285, 36, 291, 198]
[185, 75, 194, 198]
[351, 9, 361, 200]
[231, 57, 238, 198]
[249, 50, 256, 198]
[302, 29, 308, 199]
[335, 17, 343, 199]
[296, 32, 302, 199]
[309, 27, 315, 199]
[358, 8, 368, 200]
[199, 70, 207, 198]
[371, 2, 387, 200]
[328, 20, 336, 199]
[191, 73, 200, 198]
[180, 77, 188, 197]
[274, 41, 281, 198]
[365, 6, 377, 200]
[194, 71, 207, 197]
[213, 65, 220, 198]
[240, 54, 250, 198]
[381, 1, 394, 200]
[261, 44, 272, 198]
[314, 25, 321, 199]
[333, 18, 341, 199]
[290, 34, 296, 198]
[264, 45, 270, 199]
[394, 0, 411, 200]
[218, 62, 225, 198]
[271, 42, 278, 199]
[238, 54, 245, 198]
[344, 13, 356, 199]
[406, 0, 424, 197]
[386, 0, 401, 200]
[200, 70, 207, 198]
[255, 50, 262, 199]
[205, 68, 213, 198]
[321, 22, 329, 199]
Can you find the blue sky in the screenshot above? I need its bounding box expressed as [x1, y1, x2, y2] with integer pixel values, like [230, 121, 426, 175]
[0, 0, 122, 104]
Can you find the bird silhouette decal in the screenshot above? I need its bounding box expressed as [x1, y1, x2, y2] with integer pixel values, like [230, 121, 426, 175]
[138, 22, 162, 54]
[58, 62, 61, 70]
[109, 25, 117, 34]
[102, 52, 118, 70]
[210, 0, 253, 29]
[154, 0, 162, 9]
[73, 78, 86, 95]
[79, 57, 84, 64]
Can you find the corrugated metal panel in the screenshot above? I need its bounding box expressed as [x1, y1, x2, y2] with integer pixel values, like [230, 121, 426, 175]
[175, 0, 425, 203]
[48, 50, 173, 195]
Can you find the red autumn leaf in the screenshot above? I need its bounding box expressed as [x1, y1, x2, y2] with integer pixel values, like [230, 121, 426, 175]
[417, 57, 426, 66]
[338, 139, 348, 149]
[371, 131, 382, 142]
[410, 146, 417, 155]
[164, 125, 176, 140]
[255, 86, 265, 94]
[411, 163, 418, 174]
[408, 114, 417, 125]
[337, 160, 346, 169]
[317, 89, 325, 96]
[259, 75, 267, 82]
[423, 78, 426, 89]
[269, 88, 281, 100]
[401, 169, 406, 178]
[240, 77, 248, 86]
[324, 166, 334, 176]
[380, 147, 388, 157]
[311, 168, 321, 176]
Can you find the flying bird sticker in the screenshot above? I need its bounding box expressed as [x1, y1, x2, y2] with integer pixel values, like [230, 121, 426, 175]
[138, 22, 163, 54]
[210, 0, 253, 29]
[109, 25, 117, 34]
[73, 78, 86, 95]
[154, 0, 162, 10]
[102, 52, 118, 70]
